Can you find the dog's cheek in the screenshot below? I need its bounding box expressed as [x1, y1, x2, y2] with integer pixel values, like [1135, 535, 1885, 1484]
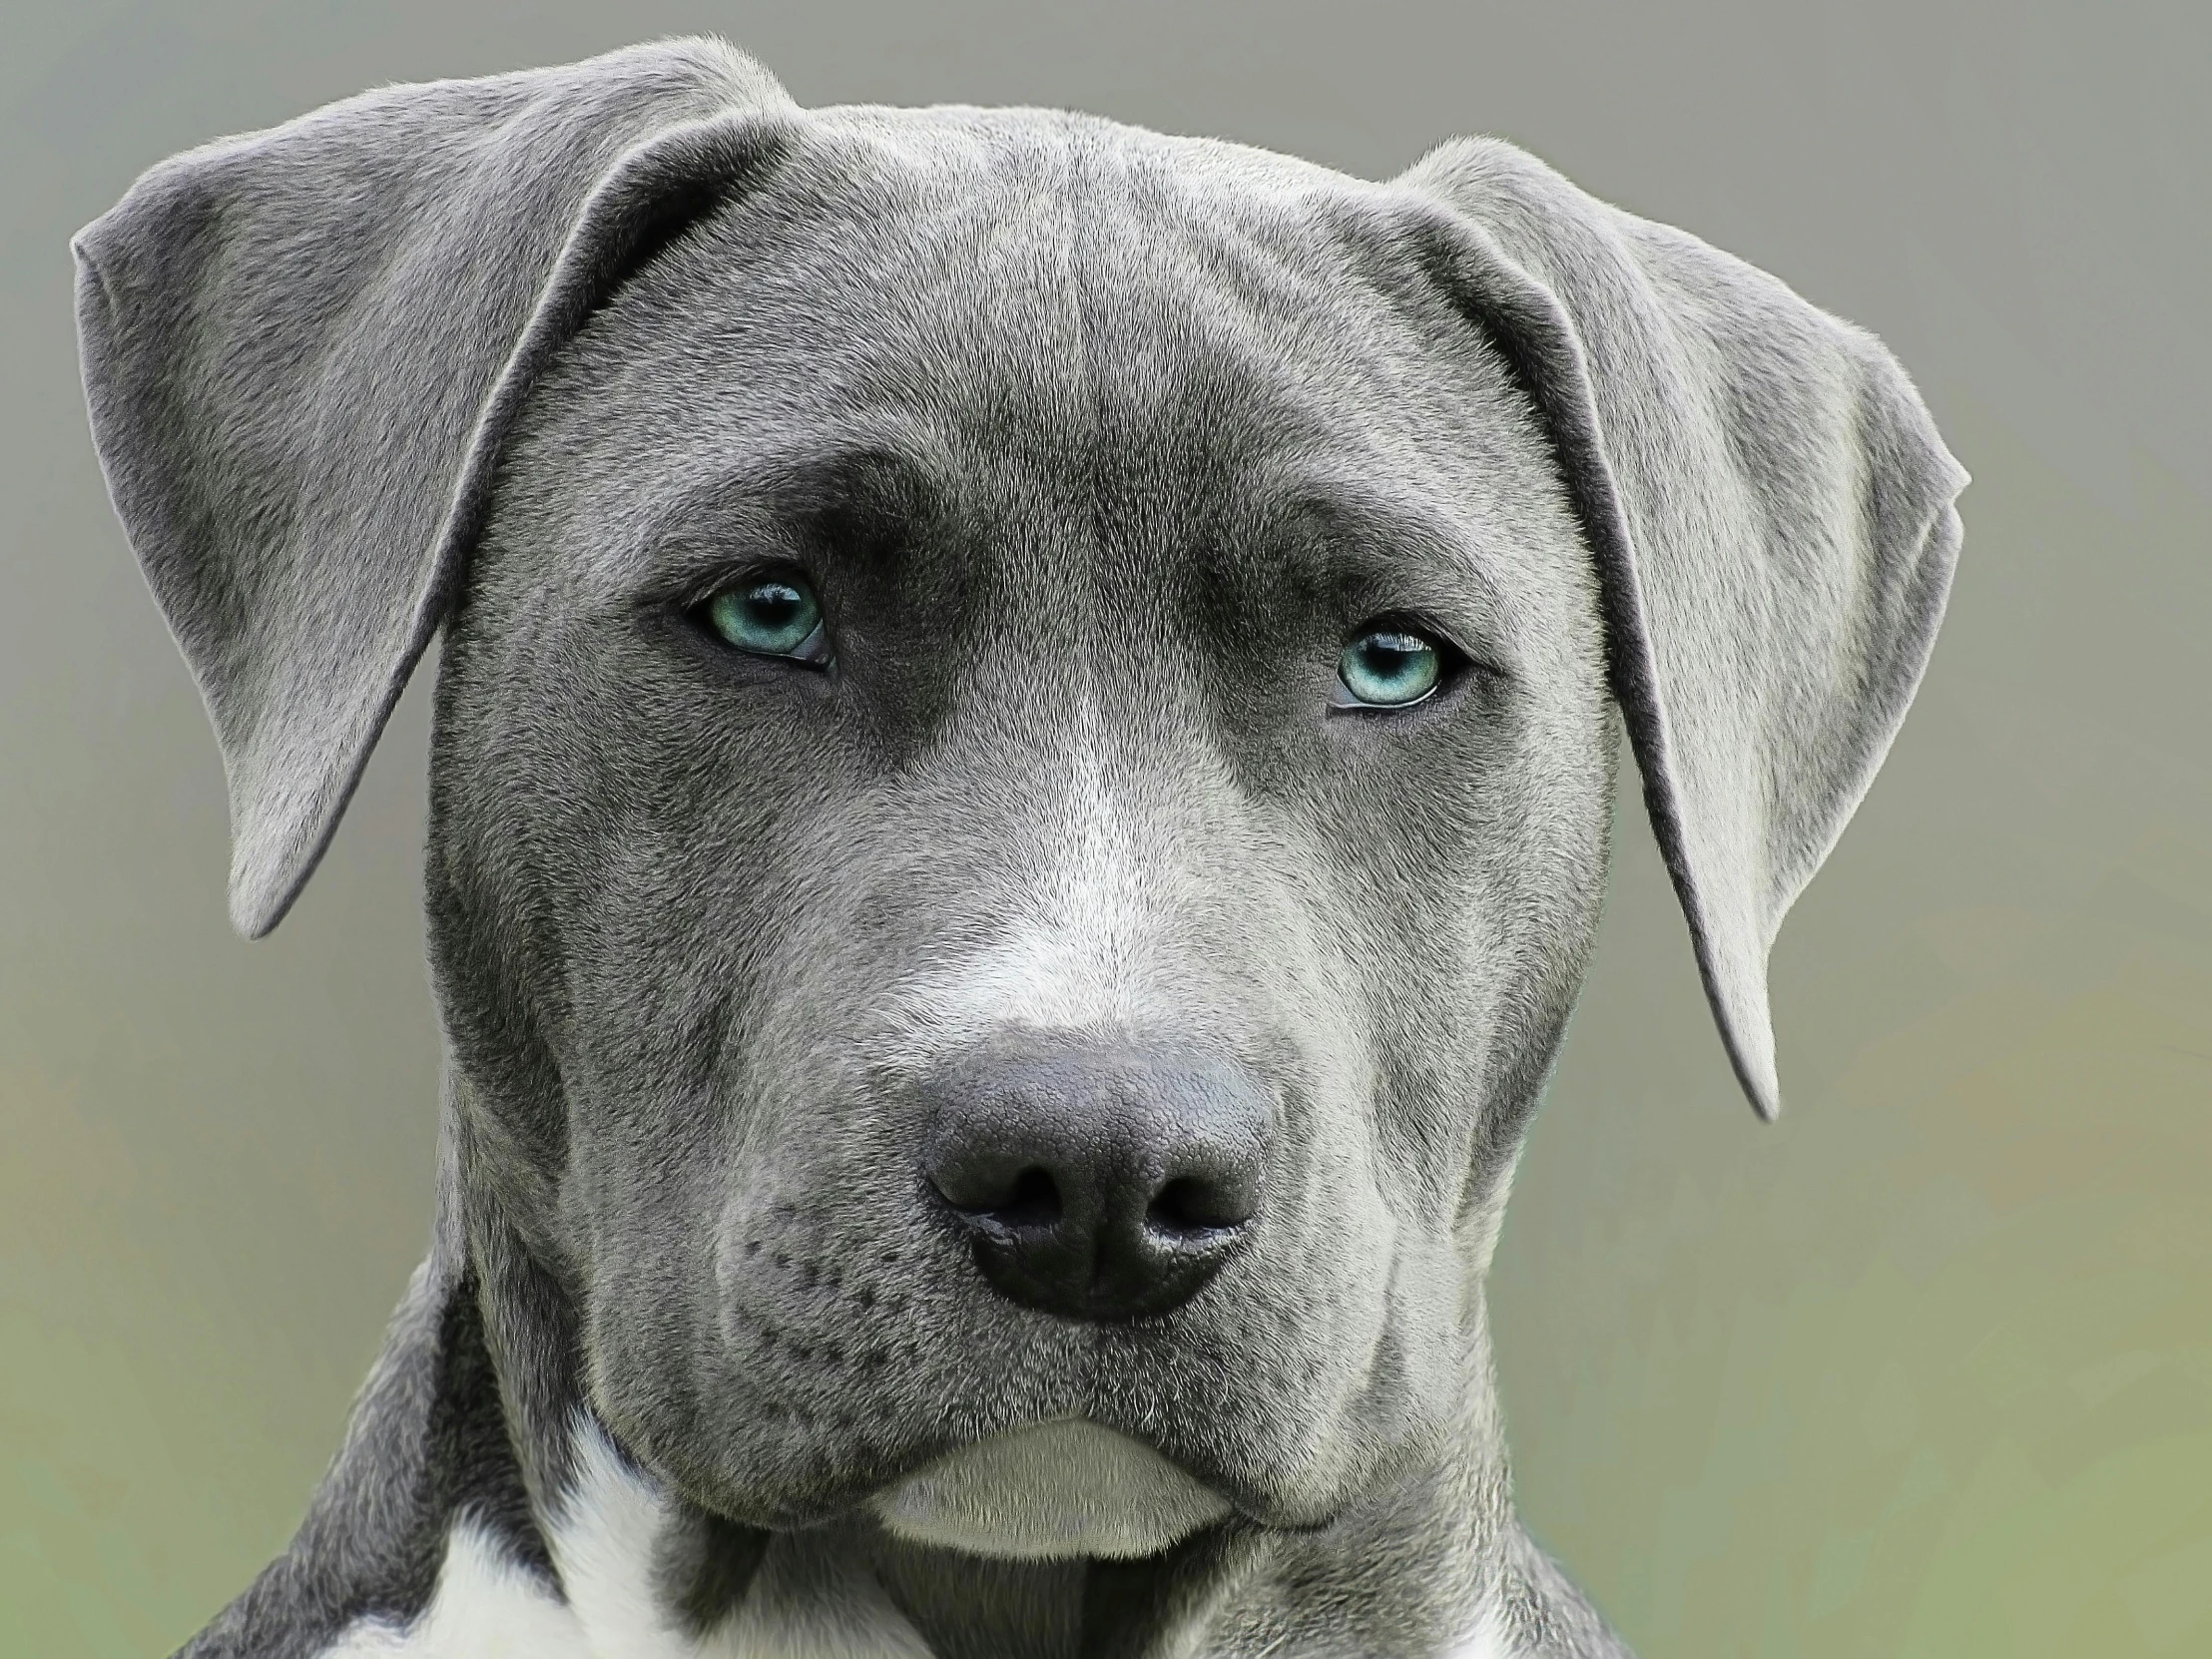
[555, 753, 995, 1510]
[1240, 648, 1612, 1473]
[431, 563, 880, 1431]
[425, 591, 619, 1261]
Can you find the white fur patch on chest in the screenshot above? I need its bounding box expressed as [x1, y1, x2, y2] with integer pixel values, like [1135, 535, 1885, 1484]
[1448, 1599, 1512, 1659]
[315, 1520, 590, 1658]
[316, 1419, 928, 1659]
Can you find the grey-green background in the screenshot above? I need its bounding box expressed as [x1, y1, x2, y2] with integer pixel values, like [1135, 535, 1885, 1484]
[4, 1, 2206, 1653]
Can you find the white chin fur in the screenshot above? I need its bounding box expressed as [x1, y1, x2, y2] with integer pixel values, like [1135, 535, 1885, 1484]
[868, 1418, 1234, 1560]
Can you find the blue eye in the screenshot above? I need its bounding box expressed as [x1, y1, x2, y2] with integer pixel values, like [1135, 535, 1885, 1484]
[1337, 628, 1445, 709]
[705, 577, 828, 662]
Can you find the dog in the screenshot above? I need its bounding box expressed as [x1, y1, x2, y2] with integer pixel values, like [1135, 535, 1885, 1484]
[74, 36, 1964, 1659]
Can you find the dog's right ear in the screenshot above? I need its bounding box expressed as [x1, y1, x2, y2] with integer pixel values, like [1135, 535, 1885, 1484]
[74, 39, 796, 937]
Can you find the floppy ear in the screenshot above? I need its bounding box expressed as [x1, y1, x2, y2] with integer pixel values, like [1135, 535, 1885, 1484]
[1395, 139, 1967, 1119]
[74, 38, 796, 938]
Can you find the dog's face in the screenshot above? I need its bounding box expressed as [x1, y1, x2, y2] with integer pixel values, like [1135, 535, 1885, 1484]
[76, 37, 1963, 1578]
[428, 116, 1612, 1539]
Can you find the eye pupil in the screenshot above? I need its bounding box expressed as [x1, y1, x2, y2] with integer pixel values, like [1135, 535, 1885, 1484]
[706, 578, 824, 659]
[746, 586, 801, 628]
[1339, 628, 1443, 708]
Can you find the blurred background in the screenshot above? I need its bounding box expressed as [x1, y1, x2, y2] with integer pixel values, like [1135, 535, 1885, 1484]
[3, 1, 2206, 1654]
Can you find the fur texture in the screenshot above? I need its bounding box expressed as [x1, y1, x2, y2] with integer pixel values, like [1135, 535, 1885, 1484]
[74, 36, 1963, 1658]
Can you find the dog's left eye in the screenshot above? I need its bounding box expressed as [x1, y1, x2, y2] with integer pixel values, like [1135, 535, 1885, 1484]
[702, 575, 830, 665]
[1334, 626, 1448, 710]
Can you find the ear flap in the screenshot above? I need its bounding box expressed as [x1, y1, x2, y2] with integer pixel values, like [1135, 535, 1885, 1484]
[1395, 139, 1967, 1118]
[74, 39, 796, 937]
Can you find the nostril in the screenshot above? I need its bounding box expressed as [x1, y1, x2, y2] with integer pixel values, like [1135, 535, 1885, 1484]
[1145, 1175, 1251, 1237]
[930, 1156, 1067, 1231]
[995, 1167, 1062, 1229]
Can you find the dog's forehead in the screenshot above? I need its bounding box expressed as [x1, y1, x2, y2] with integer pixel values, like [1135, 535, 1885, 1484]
[514, 104, 1565, 610]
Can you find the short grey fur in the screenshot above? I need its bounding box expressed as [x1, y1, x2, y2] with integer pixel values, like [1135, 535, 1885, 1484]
[75, 36, 1963, 1659]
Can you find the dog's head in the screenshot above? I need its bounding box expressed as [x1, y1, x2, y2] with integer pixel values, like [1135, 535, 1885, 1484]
[76, 41, 1962, 1557]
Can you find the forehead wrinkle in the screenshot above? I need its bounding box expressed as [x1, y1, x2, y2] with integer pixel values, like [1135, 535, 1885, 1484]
[550, 116, 1564, 666]
[1041, 162, 1575, 660]
[1045, 119, 1117, 759]
[1045, 176, 1470, 537]
[552, 120, 1406, 599]
[844, 118, 1091, 469]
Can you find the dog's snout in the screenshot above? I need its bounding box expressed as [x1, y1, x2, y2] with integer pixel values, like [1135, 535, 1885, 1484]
[918, 1039, 1272, 1323]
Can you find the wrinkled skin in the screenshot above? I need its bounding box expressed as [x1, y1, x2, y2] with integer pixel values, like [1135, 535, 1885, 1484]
[432, 115, 1609, 1545]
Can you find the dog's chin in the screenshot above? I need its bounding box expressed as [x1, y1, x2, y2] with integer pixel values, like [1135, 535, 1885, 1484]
[867, 1417, 1235, 1561]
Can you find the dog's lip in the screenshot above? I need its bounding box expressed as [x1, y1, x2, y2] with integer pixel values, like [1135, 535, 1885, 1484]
[858, 1412, 1212, 1495]
[843, 1412, 1341, 1533]
[862, 1415, 1238, 1559]
[652, 1403, 1349, 1540]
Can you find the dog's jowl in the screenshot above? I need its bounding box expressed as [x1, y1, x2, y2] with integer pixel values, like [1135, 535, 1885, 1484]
[76, 37, 1964, 1659]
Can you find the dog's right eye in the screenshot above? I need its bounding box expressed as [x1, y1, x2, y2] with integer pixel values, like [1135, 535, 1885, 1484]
[701, 575, 831, 666]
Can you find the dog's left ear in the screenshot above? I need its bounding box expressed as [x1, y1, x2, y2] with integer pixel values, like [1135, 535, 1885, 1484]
[73, 40, 795, 939]
[1394, 139, 1967, 1119]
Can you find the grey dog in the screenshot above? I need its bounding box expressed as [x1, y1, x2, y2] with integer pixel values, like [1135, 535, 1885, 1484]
[75, 35, 1965, 1659]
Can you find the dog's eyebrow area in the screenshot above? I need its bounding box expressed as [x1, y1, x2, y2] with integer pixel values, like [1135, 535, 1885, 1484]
[1232, 469, 1531, 673]
[609, 428, 964, 599]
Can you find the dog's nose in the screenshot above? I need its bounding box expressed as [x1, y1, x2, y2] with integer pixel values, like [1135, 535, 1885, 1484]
[917, 1038, 1272, 1322]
